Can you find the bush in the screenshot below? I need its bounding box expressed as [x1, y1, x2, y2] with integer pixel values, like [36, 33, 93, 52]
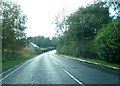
[2, 51, 21, 62]
[95, 19, 120, 63]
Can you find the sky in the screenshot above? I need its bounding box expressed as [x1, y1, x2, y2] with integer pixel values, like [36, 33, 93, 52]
[10, 0, 94, 38]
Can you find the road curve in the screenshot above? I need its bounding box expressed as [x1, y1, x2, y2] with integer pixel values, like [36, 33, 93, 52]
[1, 50, 120, 85]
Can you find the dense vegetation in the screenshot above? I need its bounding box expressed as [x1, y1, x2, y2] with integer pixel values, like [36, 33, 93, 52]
[55, 2, 120, 64]
[0, 1, 28, 62]
[0, 1, 32, 72]
[95, 19, 120, 63]
[1, 2, 27, 53]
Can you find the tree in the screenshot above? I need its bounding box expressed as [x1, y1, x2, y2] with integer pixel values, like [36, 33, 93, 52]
[51, 37, 59, 48]
[54, 9, 68, 37]
[107, 1, 120, 18]
[67, 2, 110, 41]
[1, 1, 27, 53]
[95, 18, 120, 63]
[55, 2, 110, 58]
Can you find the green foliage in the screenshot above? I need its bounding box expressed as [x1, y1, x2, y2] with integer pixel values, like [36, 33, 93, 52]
[51, 37, 59, 48]
[1, 1, 27, 53]
[2, 51, 21, 62]
[2, 50, 38, 72]
[67, 2, 110, 41]
[95, 19, 120, 63]
[55, 2, 120, 64]
[56, 2, 110, 59]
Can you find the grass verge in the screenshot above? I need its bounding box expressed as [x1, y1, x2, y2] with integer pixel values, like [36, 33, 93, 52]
[57, 53, 120, 69]
[2, 54, 38, 72]
[1, 48, 40, 73]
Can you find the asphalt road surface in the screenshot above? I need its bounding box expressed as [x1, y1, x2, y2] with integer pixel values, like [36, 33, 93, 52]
[1, 50, 120, 85]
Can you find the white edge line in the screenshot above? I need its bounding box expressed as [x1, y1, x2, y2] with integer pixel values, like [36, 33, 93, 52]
[62, 55, 120, 70]
[62, 68, 84, 86]
[0, 58, 33, 81]
[0, 59, 29, 76]
[0, 55, 41, 76]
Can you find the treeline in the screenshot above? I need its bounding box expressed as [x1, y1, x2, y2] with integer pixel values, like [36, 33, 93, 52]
[27, 36, 57, 48]
[55, 2, 120, 63]
[27, 36, 58, 53]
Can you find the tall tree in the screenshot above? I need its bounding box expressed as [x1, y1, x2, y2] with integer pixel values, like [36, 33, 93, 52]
[54, 9, 68, 37]
[55, 2, 110, 58]
[0, 1, 27, 53]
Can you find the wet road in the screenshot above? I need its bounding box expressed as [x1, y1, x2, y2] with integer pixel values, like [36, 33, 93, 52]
[1, 50, 120, 85]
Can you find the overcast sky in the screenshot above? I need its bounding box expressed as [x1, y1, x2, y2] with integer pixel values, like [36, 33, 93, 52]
[11, 0, 94, 38]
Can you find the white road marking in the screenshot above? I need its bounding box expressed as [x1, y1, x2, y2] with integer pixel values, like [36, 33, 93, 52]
[54, 61, 58, 65]
[0, 58, 34, 82]
[62, 68, 85, 86]
[62, 55, 120, 70]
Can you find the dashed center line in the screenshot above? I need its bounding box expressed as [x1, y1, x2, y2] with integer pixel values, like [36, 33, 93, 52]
[54, 61, 58, 65]
[62, 68, 85, 86]
[50, 54, 84, 85]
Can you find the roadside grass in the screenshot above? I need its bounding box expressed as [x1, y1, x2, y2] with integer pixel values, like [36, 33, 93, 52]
[56, 53, 120, 69]
[1, 48, 39, 72]
[73, 56, 120, 68]
[1, 48, 55, 73]
[2, 54, 38, 72]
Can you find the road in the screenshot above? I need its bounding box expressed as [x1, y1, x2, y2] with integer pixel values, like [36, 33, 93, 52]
[1, 50, 120, 85]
